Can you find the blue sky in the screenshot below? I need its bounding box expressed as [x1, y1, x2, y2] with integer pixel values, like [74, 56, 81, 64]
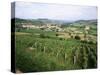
[15, 2, 97, 21]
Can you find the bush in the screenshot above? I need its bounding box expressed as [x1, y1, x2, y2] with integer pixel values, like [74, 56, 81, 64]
[59, 38, 64, 40]
[71, 35, 73, 38]
[81, 40, 88, 43]
[40, 33, 51, 39]
[74, 35, 80, 40]
[81, 40, 94, 44]
[56, 33, 59, 36]
[88, 41, 94, 44]
[40, 34, 46, 38]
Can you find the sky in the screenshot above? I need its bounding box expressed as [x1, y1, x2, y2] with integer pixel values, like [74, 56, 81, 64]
[15, 2, 97, 21]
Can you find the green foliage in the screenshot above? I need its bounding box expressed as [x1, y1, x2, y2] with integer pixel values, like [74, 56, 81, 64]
[15, 31, 97, 72]
[59, 38, 64, 40]
[40, 33, 46, 38]
[15, 18, 97, 72]
[56, 33, 59, 36]
[74, 35, 80, 40]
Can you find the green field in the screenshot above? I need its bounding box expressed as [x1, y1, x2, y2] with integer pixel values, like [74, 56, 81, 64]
[15, 27, 97, 73]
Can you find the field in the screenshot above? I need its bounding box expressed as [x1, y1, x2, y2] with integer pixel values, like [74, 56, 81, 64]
[10, 2, 98, 73]
[14, 19, 97, 73]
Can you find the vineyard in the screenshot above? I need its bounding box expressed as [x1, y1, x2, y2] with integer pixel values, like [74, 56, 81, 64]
[11, 2, 97, 73]
[15, 28, 97, 72]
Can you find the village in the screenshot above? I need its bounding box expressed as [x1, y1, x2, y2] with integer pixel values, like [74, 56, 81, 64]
[20, 23, 63, 32]
[15, 21, 97, 42]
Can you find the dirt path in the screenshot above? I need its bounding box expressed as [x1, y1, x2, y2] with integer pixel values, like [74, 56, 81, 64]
[15, 32, 31, 35]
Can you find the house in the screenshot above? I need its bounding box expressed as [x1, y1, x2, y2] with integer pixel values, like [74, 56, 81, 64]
[22, 25, 39, 29]
[85, 26, 90, 31]
[21, 22, 63, 32]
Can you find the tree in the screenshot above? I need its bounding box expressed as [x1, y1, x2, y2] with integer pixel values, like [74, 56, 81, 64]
[40, 34, 45, 38]
[56, 33, 59, 36]
[74, 35, 80, 40]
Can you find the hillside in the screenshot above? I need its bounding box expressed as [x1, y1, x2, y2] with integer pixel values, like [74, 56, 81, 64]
[12, 18, 97, 27]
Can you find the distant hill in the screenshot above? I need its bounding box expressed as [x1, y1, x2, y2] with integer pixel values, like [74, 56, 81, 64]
[12, 18, 97, 26]
[12, 18, 67, 25]
[74, 19, 97, 26]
